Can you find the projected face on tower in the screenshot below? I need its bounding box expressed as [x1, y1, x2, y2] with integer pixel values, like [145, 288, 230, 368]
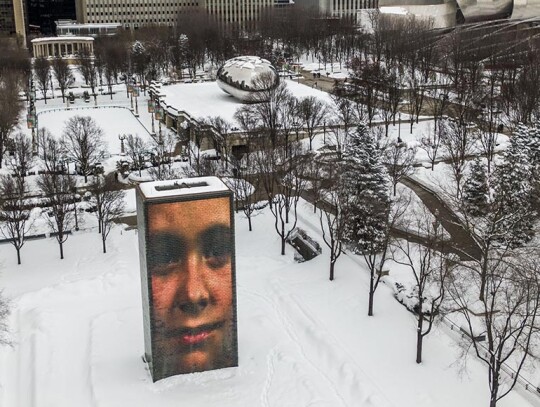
[147, 196, 236, 377]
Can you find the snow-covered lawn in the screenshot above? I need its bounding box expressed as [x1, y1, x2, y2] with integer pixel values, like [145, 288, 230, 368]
[36, 107, 153, 155]
[4, 73, 538, 407]
[0, 198, 533, 407]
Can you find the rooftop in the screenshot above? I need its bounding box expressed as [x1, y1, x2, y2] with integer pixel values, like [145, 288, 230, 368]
[156, 79, 336, 127]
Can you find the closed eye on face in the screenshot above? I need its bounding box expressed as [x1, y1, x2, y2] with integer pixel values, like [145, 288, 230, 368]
[149, 225, 231, 275]
[198, 225, 231, 269]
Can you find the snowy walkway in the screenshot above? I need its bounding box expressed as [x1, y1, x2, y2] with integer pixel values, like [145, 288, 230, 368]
[400, 176, 481, 261]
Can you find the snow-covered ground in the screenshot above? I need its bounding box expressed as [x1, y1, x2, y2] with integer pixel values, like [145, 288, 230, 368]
[0, 199, 534, 407]
[3, 74, 539, 407]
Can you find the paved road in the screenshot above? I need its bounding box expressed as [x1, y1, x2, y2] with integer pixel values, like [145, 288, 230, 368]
[400, 176, 481, 261]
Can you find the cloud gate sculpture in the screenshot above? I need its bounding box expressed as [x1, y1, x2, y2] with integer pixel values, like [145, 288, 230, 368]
[379, 0, 540, 25]
[216, 56, 279, 102]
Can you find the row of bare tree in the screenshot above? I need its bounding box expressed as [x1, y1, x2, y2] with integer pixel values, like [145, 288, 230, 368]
[0, 117, 124, 264]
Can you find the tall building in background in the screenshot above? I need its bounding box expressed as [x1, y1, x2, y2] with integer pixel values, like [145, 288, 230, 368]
[0, 0, 27, 44]
[74, 0, 290, 29]
[26, 0, 76, 34]
[204, 0, 276, 25]
[294, 0, 378, 22]
[0, 0, 16, 34]
[75, 0, 200, 28]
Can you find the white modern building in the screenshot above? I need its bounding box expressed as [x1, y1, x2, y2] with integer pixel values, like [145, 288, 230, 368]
[55, 19, 122, 36]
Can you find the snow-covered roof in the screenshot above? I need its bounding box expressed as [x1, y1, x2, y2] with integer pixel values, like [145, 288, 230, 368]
[31, 36, 94, 43]
[157, 80, 336, 126]
[138, 176, 230, 199]
[56, 22, 122, 28]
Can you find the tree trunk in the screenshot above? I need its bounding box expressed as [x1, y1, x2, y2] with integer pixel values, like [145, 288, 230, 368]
[490, 379, 499, 407]
[368, 271, 375, 316]
[102, 232, 107, 253]
[329, 260, 335, 281]
[248, 216, 252, 232]
[59, 241, 64, 259]
[416, 314, 424, 364]
[281, 233, 286, 256]
[16, 247, 21, 265]
[479, 256, 488, 301]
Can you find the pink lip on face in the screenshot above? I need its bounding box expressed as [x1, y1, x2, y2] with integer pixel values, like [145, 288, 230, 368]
[181, 330, 211, 345]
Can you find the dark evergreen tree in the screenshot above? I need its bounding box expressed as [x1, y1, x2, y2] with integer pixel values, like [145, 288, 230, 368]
[462, 158, 489, 217]
[493, 128, 534, 247]
[341, 123, 391, 316]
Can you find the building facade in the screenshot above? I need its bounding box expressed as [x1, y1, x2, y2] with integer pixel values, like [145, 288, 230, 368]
[294, 0, 378, 22]
[205, 0, 275, 25]
[55, 19, 121, 36]
[0, 0, 26, 42]
[74, 0, 289, 29]
[26, 0, 76, 34]
[75, 0, 200, 28]
[31, 35, 93, 57]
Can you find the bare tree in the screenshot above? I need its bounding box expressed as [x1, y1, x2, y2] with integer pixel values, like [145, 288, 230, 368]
[125, 134, 148, 177]
[448, 252, 540, 407]
[0, 175, 33, 265]
[277, 95, 300, 155]
[33, 56, 50, 104]
[247, 73, 292, 148]
[6, 132, 34, 191]
[406, 74, 434, 132]
[61, 116, 106, 183]
[37, 128, 64, 174]
[440, 118, 476, 198]
[206, 116, 231, 167]
[0, 73, 23, 168]
[77, 47, 98, 104]
[331, 94, 358, 145]
[346, 59, 380, 127]
[326, 120, 348, 159]
[148, 131, 179, 180]
[267, 143, 309, 255]
[419, 123, 443, 171]
[392, 208, 452, 364]
[318, 165, 346, 281]
[384, 141, 417, 196]
[228, 171, 263, 232]
[103, 63, 115, 100]
[37, 173, 76, 259]
[88, 176, 125, 253]
[51, 57, 74, 103]
[298, 96, 329, 150]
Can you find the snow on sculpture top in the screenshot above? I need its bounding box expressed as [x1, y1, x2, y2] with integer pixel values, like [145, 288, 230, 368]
[216, 56, 279, 102]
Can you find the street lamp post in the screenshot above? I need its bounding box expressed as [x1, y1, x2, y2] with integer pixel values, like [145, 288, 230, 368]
[118, 134, 127, 155]
[49, 72, 54, 99]
[292, 121, 301, 142]
[398, 112, 402, 143]
[125, 74, 130, 98]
